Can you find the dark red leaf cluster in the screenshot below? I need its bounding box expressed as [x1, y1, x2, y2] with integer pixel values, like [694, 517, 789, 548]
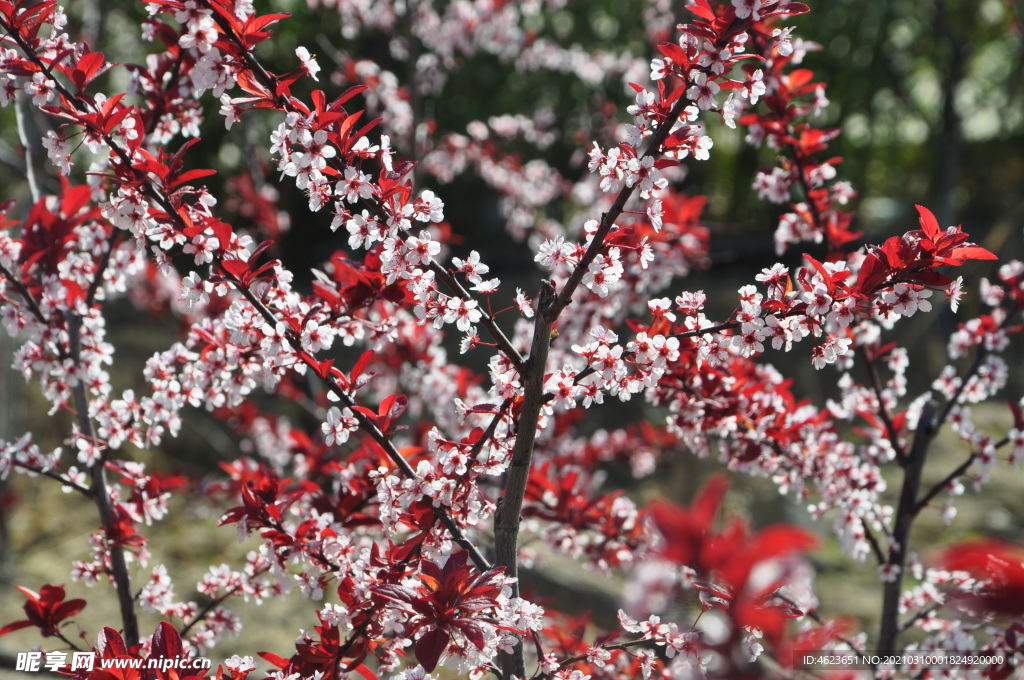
[0, 584, 86, 638]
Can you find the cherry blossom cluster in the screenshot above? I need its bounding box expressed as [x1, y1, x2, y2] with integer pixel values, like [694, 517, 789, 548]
[419, 121, 568, 241]
[740, 50, 859, 252]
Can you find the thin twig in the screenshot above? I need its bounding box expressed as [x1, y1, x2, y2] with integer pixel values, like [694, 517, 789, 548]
[899, 603, 940, 633]
[545, 95, 692, 323]
[11, 461, 93, 496]
[857, 345, 907, 463]
[180, 563, 271, 638]
[468, 398, 513, 461]
[536, 638, 655, 680]
[913, 453, 975, 517]
[860, 518, 887, 567]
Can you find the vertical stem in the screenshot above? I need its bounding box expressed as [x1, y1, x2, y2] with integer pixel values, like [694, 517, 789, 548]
[14, 91, 41, 202]
[878, 402, 935, 655]
[494, 281, 555, 680]
[489, 66, 693, 680]
[67, 314, 139, 647]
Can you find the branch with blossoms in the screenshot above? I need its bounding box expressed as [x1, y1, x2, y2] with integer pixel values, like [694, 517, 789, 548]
[194, 2, 807, 676]
[204, 1, 529, 373]
[3, 0, 544, 671]
[2, 1, 1024, 680]
[728, 4, 860, 255]
[7, 0, 495, 574]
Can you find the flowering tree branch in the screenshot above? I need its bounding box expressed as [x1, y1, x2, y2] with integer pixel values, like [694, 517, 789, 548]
[0, 1, 1022, 679]
[494, 280, 555, 679]
[68, 314, 140, 647]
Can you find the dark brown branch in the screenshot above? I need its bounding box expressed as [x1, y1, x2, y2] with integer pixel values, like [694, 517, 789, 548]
[0, 261, 51, 328]
[899, 603, 940, 633]
[84, 230, 122, 308]
[231, 282, 492, 571]
[545, 95, 692, 324]
[468, 398, 513, 461]
[933, 347, 988, 433]
[860, 516, 887, 567]
[11, 461, 93, 496]
[857, 345, 907, 463]
[878, 402, 935, 656]
[494, 281, 555, 680]
[67, 314, 139, 648]
[913, 453, 974, 518]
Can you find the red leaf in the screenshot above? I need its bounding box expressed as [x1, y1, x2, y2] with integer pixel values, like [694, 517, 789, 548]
[685, 0, 716, 21]
[0, 620, 32, 637]
[219, 258, 250, 281]
[948, 244, 998, 262]
[172, 168, 218, 189]
[693, 580, 733, 601]
[915, 204, 940, 239]
[244, 12, 290, 35]
[786, 69, 816, 92]
[71, 50, 109, 90]
[351, 664, 380, 680]
[384, 395, 407, 420]
[353, 116, 383, 142]
[60, 181, 93, 218]
[207, 218, 234, 248]
[336, 110, 365, 145]
[236, 70, 272, 98]
[258, 652, 290, 669]
[386, 160, 417, 182]
[649, 474, 728, 566]
[351, 405, 378, 420]
[350, 350, 375, 385]
[151, 621, 184, 659]
[5, 584, 86, 637]
[776, 2, 810, 14]
[742, 525, 819, 564]
[657, 42, 690, 66]
[331, 84, 368, 109]
[415, 627, 449, 672]
[938, 539, 1024, 618]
